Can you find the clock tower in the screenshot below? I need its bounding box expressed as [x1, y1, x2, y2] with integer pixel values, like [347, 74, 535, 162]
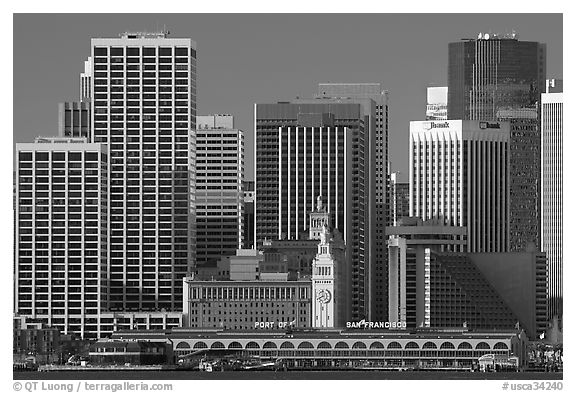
[311, 196, 345, 328]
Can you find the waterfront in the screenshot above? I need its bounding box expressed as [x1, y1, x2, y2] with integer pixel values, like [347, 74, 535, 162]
[14, 370, 563, 380]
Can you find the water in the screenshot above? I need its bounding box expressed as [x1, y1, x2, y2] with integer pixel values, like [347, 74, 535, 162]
[14, 370, 563, 380]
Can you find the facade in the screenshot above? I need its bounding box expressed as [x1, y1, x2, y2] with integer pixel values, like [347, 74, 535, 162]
[389, 172, 410, 226]
[196, 115, 244, 267]
[58, 102, 91, 138]
[255, 100, 373, 321]
[426, 87, 448, 120]
[409, 120, 510, 253]
[387, 218, 468, 328]
[447, 34, 546, 252]
[164, 328, 529, 370]
[90, 31, 197, 312]
[261, 239, 317, 278]
[386, 218, 546, 339]
[228, 249, 263, 281]
[541, 80, 563, 321]
[90, 339, 171, 365]
[15, 138, 108, 339]
[182, 278, 312, 330]
[316, 83, 389, 322]
[447, 34, 546, 121]
[243, 181, 255, 249]
[469, 248, 548, 340]
[497, 108, 541, 252]
[13, 323, 61, 364]
[80, 57, 92, 101]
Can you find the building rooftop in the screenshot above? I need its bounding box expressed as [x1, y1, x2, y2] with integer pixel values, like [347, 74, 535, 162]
[120, 30, 170, 39]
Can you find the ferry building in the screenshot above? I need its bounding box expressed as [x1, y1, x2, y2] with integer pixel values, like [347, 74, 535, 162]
[94, 327, 528, 370]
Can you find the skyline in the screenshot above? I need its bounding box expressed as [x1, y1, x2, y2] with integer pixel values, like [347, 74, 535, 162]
[10, 12, 567, 383]
[13, 13, 563, 177]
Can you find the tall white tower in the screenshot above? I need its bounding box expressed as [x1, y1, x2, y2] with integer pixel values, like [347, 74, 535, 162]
[311, 196, 345, 327]
[541, 79, 563, 321]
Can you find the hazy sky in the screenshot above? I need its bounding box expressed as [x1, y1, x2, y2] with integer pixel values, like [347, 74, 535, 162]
[13, 13, 563, 178]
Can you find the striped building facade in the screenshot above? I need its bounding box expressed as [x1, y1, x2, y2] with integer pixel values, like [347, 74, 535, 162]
[541, 81, 563, 320]
[409, 120, 510, 253]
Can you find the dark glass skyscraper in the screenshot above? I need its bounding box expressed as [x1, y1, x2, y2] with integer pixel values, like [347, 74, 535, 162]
[447, 34, 546, 251]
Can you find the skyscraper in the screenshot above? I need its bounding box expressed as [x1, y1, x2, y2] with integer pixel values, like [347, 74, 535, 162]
[255, 100, 373, 320]
[58, 101, 91, 138]
[390, 172, 410, 226]
[447, 33, 546, 251]
[315, 83, 388, 320]
[15, 137, 108, 339]
[90, 31, 197, 312]
[243, 181, 255, 249]
[541, 79, 563, 321]
[426, 87, 448, 120]
[195, 114, 244, 267]
[409, 120, 510, 252]
[80, 57, 92, 102]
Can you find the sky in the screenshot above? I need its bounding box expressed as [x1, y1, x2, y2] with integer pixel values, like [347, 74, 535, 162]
[13, 13, 563, 178]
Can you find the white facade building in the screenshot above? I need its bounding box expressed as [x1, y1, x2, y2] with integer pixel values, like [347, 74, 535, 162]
[15, 138, 108, 339]
[80, 57, 92, 102]
[541, 79, 563, 320]
[409, 120, 510, 252]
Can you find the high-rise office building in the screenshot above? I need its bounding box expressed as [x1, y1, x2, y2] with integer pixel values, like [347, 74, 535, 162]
[195, 114, 244, 267]
[410, 120, 510, 253]
[243, 181, 255, 249]
[426, 87, 448, 120]
[90, 31, 197, 312]
[80, 57, 92, 102]
[469, 247, 548, 340]
[541, 79, 563, 321]
[316, 83, 388, 321]
[387, 218, 467, 328]
[255, 100, 373, 321]
[447, 33, 546, 252]
[58, 102, 91, 138]
[390, 172, 410, 226]
[15, 137, 108, 339]
[386, 217, 546, 339]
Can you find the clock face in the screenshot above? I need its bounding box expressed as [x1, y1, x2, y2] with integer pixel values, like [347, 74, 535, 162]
[316, 289, 332, 304]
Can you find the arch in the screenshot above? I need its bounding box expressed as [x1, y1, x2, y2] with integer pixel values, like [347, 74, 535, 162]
[352, 342, 367, 349]
[246, 341, 260, 349]
[475, 342, 490, 350]
[387, 341, 402, 349]
[370, 342, 385, 350]
[317, 341, 332, 349]
[297, 341, 314, 349]
[493, 342, 509, 350]
[280, 342, 295, 349]
[193, 342, 208, 349]
[404, 341, 420, 349]
[263, 342, 278, 349]
[440, 342, 455, 350]
[175, 342, 190, 349]
[335, 341, 349, 349]
[422, 342, 438, 350]
[227, 341, 242, 349]
[210, 341, 225, 349]
[457, 342, 472, 350]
